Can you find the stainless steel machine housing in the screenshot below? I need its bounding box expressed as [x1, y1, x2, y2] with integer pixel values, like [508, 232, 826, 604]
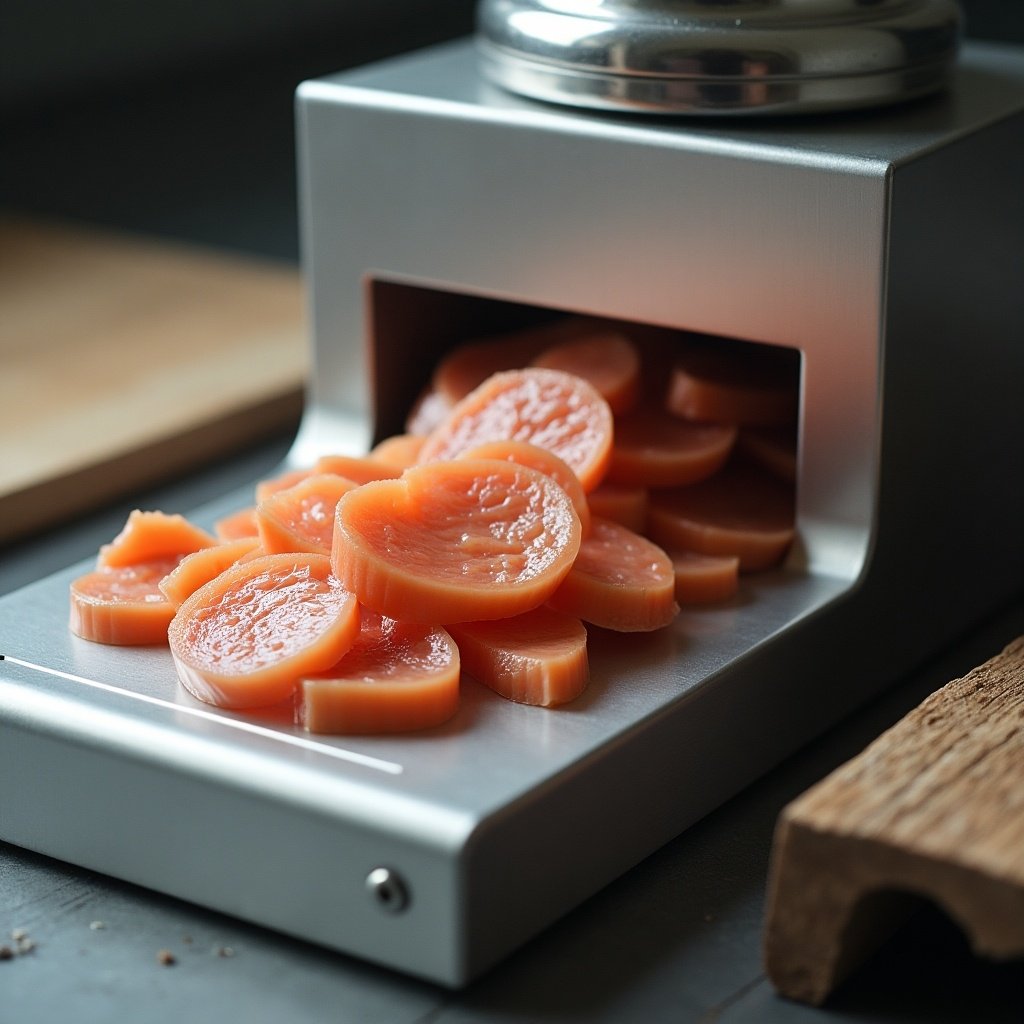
[1, 38, 1022, 986]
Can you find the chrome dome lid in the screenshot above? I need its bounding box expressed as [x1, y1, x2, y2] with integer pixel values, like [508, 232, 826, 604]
[476, 0, 963, 115]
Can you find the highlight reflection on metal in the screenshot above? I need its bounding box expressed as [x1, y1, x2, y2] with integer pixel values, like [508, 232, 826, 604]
[476, 0, 964, 114]
[366, 867, 410, 913]
[1, 655, 404, 774]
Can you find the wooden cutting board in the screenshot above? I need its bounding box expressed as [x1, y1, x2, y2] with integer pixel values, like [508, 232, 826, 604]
[0, 217, 307, 545]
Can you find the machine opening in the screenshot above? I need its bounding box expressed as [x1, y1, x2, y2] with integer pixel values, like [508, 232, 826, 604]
[371, 280, 799, 441]
[370, 278, 802, 578]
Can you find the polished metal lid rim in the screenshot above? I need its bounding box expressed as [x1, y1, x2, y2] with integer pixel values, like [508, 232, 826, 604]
[476, 0, 963, 113]
[478, 40, 957, 115]
[478, 36, 961, 84]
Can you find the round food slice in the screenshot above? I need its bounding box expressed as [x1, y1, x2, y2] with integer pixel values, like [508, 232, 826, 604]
[669, 549, 740, 605]
[405, 387, 453, 436]
[433, 332, 550, 406]
[158, 537, 261, 608]
[299, 610, 460, 734]
[313, 454, 402, 484]
[70, 558, 181, 645]
[431, 318, 591, 405]
[586, 483, 649, 534]
[256, 473, 360, 556]
[214, 506, 260, 541]
[608, 407, 737, 488]
[458, 439, 591, 537]
[370, 433, 428, 469]
[418, 367, 614, 493]
[531, 331, 640, 415]
[254, 467, 313, 502]
[666, 342, 800, 426]
[738, 425, 798, 483]
[447, 606, 589, 707]
[646, 461, 796, 571]
[547, 518, 678, 632]
[332, 458, 581, 624]
[97, 510, 217, 568]
[168, 553, 359, 710]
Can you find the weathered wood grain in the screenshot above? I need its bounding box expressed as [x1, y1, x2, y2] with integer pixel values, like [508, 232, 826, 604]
[763, 635, 1024, 1005]
[0, 217, 307, 543]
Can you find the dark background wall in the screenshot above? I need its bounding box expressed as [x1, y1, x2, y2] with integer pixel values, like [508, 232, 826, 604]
[0, 3, 477, 261]
[1, 2, 1021, 263]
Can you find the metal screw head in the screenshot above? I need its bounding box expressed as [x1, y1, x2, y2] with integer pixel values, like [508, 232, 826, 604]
[365, 867, 409, 913]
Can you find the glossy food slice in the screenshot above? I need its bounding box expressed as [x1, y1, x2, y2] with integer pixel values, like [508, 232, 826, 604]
[670, 550, 741, 605]
[168, 553, 360, 709]
[256, 473, 360, 556]
[459, 439, 591, 537]
[370, 433, 428, 469]
[738, 425, 798, 483]
[97, 510, 216, 568]
[586, 483, 649, 533]
[647, 461, 796, 571]
[254, 467, 312, 502]
[547, 518, 678, 632]
[531, 331, 640, 415]
[608, 407, 737, 488]
[299, 610, 460, 734]
[332, 458, 581, 624]
[418, 367, 614, 493]
[158, 537, 261, 608]
[70, 558, 180, 645]
[405, 387, 453, 436]
[214, 506, 260, 541]
[431, 318, 590, 406]
[666, 342, 800, 426]
[447, 607, 588, 707]
[313, 454, 401, 485]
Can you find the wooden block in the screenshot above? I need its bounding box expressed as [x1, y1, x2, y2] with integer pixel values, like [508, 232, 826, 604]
[763, 635, 1024, 1005]
[0, 217, 307, 543]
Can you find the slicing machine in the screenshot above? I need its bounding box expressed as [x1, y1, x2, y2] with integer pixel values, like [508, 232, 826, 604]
[2, 18, 1023, 985]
